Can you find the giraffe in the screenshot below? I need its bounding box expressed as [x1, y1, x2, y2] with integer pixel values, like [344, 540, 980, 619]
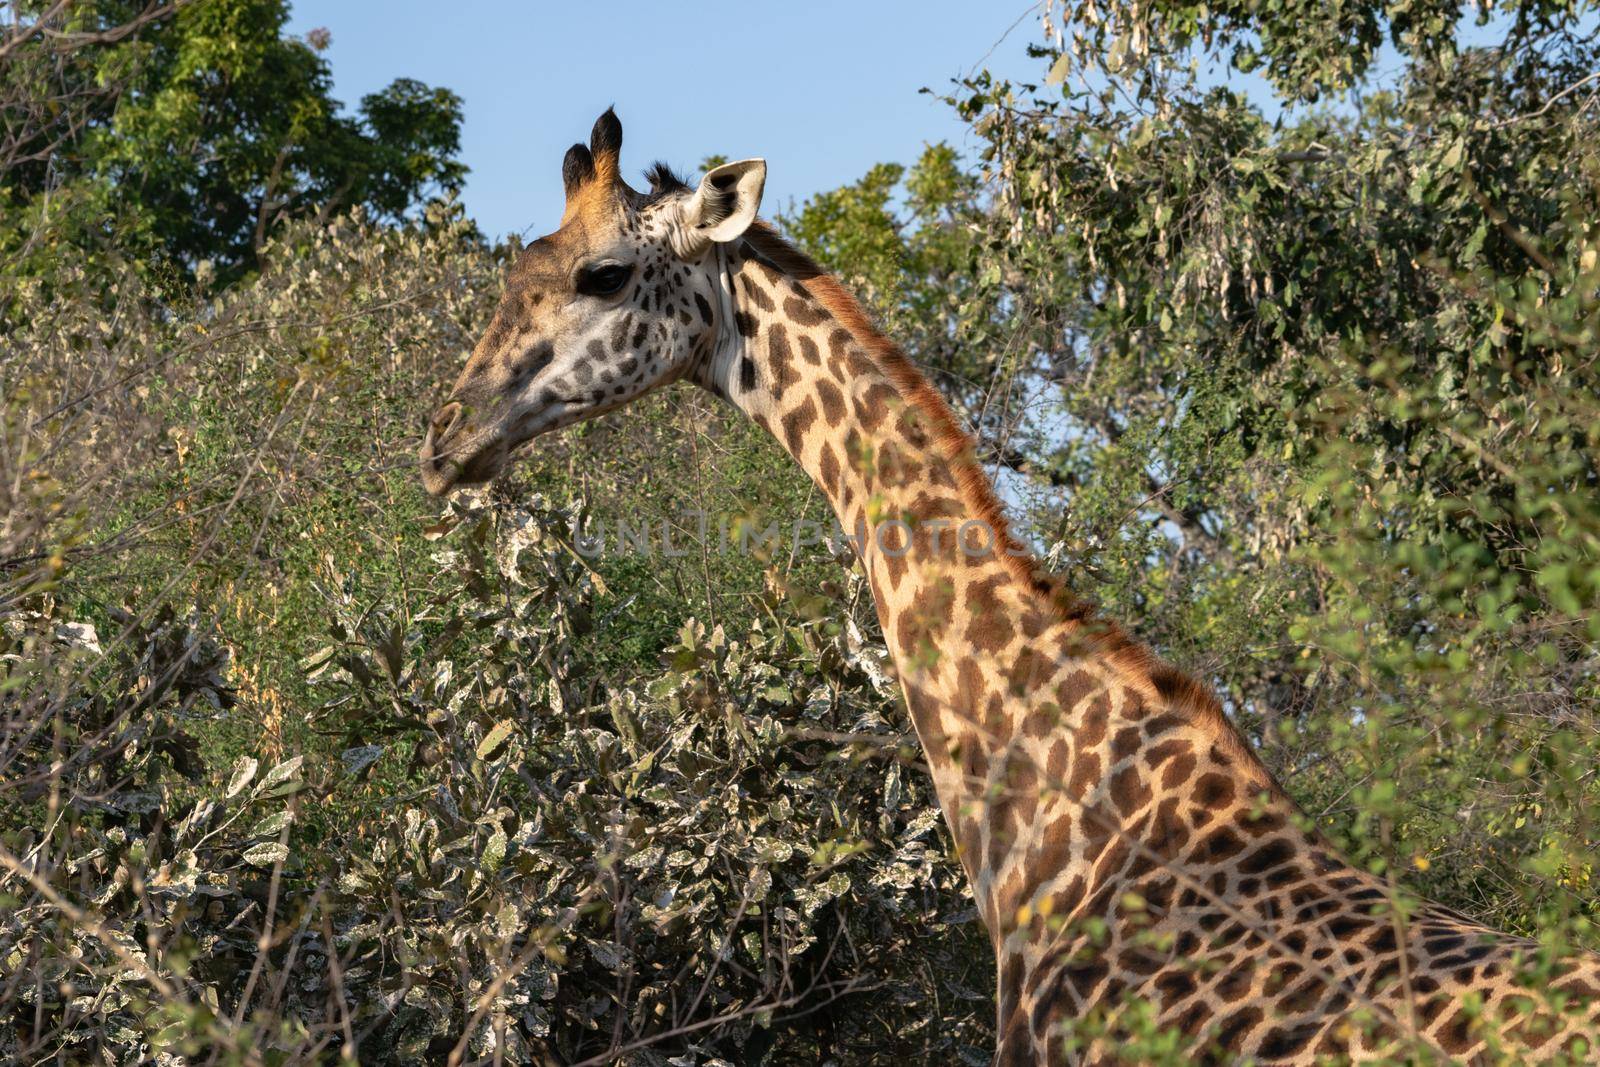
[419, 110, 1600, 1064]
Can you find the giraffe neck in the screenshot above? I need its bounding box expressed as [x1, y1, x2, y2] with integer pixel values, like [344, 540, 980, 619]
[688, 228, 1286, 930]
[682, 230, 1600, 1063]
[693, 233, 1039, 878]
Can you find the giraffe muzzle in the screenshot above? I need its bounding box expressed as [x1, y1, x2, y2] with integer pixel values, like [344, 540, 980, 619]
[419, 401, 509, 496]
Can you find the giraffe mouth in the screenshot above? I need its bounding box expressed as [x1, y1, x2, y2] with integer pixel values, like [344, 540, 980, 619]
[419, 392, 594, 496]
[419, 421, 511, 496]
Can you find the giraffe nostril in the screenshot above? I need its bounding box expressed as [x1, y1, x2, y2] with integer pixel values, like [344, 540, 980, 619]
[429, 402, 463, 442]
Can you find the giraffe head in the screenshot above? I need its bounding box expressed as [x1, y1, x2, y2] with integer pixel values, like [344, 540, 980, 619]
[420, 109, 766, 495]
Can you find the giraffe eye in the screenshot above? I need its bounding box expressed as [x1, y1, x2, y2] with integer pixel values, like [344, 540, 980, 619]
[575, 262, 633, 297]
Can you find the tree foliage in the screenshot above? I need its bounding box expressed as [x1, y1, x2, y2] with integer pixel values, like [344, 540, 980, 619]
[938, 0, 1600, 942]
[0, 0, 465, 284]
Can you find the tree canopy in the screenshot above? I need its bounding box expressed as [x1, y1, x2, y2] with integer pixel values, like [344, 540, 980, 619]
[0, 0, 465, 283]
[798, 0, 1600, 1008]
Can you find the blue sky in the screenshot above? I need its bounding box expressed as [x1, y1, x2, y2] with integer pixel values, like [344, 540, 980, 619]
[286, 1, 1046, 242]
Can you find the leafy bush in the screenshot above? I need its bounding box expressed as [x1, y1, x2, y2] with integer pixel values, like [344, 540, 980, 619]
[0, 212, 988, 1063]
[0, 493, 990, 1062]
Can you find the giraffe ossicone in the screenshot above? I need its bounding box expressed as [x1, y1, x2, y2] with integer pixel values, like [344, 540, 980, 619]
[420, 109, 1600, 1064]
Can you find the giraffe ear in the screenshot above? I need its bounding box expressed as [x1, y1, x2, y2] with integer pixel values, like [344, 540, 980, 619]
[672, 158, 766, 258]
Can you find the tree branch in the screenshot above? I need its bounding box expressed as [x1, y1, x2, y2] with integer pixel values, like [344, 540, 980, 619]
[981, 436, 1233, 562]
[0, 1, 189, 63]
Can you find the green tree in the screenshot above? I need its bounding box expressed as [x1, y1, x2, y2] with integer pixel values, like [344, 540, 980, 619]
[0, 0, 465, 283]
[923, 0, 1600, 950]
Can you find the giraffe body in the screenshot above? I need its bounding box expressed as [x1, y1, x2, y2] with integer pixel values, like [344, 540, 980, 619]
[421, 111, 1600, 1063]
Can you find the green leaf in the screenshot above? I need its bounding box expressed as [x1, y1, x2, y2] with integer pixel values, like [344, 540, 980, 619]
[340, 744, 384, 776]
[258, 755, 304, 797]
[226, 756, 258, 798]
[242, 841, 290, 868]
[252, 811, 293, 837]
[477, 719, 517, 760]
[482, 828, 508, 875]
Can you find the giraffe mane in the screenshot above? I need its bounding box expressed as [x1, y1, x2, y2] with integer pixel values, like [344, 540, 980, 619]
[644, 161, 688, 198]
[739, 221, 1280, 791]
